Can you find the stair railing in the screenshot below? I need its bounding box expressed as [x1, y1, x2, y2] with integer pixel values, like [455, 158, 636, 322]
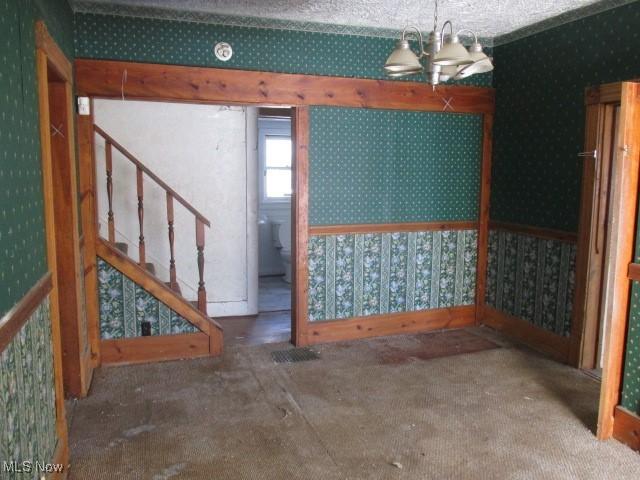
[94, 125, 211, 314]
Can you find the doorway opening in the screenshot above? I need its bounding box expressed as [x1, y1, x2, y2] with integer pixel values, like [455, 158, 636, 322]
[255, 108, 293, 345]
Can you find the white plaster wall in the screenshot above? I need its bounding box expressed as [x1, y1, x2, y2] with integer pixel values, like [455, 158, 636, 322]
[94, 100, 258, 316]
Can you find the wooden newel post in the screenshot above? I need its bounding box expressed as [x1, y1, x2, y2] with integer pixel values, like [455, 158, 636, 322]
[136, 166, 145, 265]
[105, 140, 115, 242]
[166, 192, 177, 289]
[196, 218, 206, 313]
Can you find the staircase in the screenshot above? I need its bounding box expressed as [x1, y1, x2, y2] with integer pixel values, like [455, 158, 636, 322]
[93, 125, 223, 358]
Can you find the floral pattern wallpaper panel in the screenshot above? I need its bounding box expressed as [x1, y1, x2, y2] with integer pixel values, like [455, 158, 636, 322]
[0, 298, 58, 472]
[308, 230, 477, 322]
[98, 258, 199, 339]
[309, 107, 483, 225]
[622, 281, 640, 415]
[485, 230, 576, 337]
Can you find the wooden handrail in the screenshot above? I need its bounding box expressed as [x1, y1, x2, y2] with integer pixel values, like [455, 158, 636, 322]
[94, 125, 211, 227]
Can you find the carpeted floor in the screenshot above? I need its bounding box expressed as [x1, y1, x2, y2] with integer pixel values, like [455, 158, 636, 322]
[67, 328, 640, 479]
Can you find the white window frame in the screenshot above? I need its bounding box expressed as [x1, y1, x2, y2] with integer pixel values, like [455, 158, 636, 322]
[258, 117, 292, 204]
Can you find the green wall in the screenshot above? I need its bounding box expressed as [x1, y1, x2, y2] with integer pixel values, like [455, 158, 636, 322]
[74, 12, 491, 86]
[490, 2, 640, 414]
[309, 107, 483, 225]
[0, 0, 74, 471]
[491, 1, 640, 232]
[0, 0, 72, 316]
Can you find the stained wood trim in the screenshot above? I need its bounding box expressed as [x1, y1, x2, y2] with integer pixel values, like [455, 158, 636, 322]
[36, 42, 69, 457]
[35, 21, 71, 82]
[612, 406, 640, 452]
[598, 82, 640, 440]
[628, 263, 640, 281]
[489, 221, 578, 243]
[75, 59, 495, 114]
[78, 102, 102, 368]
[475, 113, 494, 324]
[585, 79, 640, 106]
[49, 433, 70, 479]
[570, 102, 606, 367]
[94, 125, 211, 226]
[101, 333, 210, 366]
[482, 306, 570, 363]
[0, 273, 52, 353]
[304, 306, 475, 345]
[96, 238, 223, 337]
[292, 107, 310, 346]
[309, 221, 478, 235]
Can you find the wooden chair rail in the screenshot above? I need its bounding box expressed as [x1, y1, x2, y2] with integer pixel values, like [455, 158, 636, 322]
[0, 273, 52, 353]
[628, 262, 640, 282]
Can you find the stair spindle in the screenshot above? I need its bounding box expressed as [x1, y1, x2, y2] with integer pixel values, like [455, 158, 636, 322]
[196, 219, 207, 313]
[136, 166, 145, 265]
[105, 140, 115, 242]
[166, 192, 177, 290]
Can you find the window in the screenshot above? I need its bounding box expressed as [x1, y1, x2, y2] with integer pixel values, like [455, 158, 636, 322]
[259, 118, 292, 202]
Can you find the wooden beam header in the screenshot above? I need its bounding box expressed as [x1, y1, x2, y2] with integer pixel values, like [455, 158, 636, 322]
[75, 59, 495, 114]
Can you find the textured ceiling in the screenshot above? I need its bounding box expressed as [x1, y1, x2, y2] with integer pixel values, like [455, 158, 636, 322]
[71, 0, 630, 42]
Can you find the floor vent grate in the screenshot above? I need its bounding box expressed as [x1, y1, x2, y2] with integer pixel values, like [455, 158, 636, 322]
[271, 347, 320, 364]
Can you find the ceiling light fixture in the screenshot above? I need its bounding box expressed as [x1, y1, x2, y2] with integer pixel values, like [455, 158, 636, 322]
[383, 0, 493, 86]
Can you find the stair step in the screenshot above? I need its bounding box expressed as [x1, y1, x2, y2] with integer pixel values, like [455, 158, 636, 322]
[164, 282, 182, 294]
[114, 242, 128, 255]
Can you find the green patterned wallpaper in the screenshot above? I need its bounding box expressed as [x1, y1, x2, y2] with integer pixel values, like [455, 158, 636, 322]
[485, 230, 576, 337]
[491, 1, 640, 232]
[0, 0, 73, 317]
[308, 230, 477, 322]
[74, 12, 492, 87]
[309, 107, 483, 225]
[622, 281, 640, 415]
[98, 258, 198, 339]
[0, 297, 58, 473]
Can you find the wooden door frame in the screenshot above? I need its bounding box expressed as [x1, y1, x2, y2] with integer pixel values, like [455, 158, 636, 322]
[36, 19, 93, 405]
[570, 81, 640, 443]
[74, 58, 494, 348]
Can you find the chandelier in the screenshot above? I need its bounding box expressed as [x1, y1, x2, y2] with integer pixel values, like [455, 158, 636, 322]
[383, 0, 493, 85]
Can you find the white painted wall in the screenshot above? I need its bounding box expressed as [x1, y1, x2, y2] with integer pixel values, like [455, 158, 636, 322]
[94, 100, 258, 316]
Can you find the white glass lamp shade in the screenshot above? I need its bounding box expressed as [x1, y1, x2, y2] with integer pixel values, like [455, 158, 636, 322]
[438, 64, 459, 82]
[384, 39, 423, 76]
[455, 43, 493, 79]
[432, 35, 472, 66]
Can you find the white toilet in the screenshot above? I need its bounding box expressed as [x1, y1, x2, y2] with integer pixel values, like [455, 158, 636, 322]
[270, 219, 292, 283]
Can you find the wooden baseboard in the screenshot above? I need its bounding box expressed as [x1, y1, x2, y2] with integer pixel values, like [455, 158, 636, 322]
[303, 306, 476, 345]
[482, 306, 570, 362]
[612, 406, 640, 452]
[47, 436, 69, 480]
[101, 333, 211, 366]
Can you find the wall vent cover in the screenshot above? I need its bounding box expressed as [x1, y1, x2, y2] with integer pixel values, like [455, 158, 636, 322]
[271, 348, 320, 364]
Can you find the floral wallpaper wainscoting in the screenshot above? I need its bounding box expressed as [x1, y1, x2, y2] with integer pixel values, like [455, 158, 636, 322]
[0, 298, 58, 470]
[622, 281, 640, 415]
[308, 230, 477, 322]
[97, 258, 198, 339]
[485, 230, 576, 336]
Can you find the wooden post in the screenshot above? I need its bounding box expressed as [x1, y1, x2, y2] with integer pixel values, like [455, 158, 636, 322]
[105, 140, 115, 242]
[166, 192, 177, 289]
[196, 219, 206, 314]
[136, 166, 145, 265]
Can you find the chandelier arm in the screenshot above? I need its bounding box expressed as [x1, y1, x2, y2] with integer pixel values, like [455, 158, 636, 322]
[455, 28, 478, 45]
[440, 20, 454, 39]
[401, 26, 427, 58]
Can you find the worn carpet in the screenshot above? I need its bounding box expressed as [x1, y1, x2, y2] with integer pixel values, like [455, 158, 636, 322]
[67, 328, 640, 479]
